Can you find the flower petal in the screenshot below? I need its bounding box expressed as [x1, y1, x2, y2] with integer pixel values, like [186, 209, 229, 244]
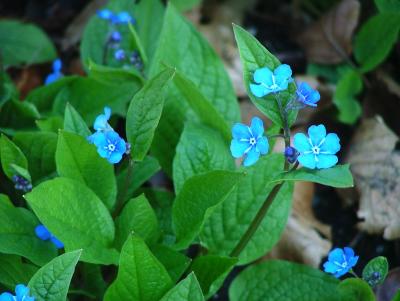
[293, 133, 311, 153]
[52, 59, 62, 72]
[115, 137, 127, 154]
[104, 107, 111, 119]
[230, 140, 250, 158]
[243, 148, 260, 167]
[256, 136, 269, 155]
[0, 292, 15, 301]
[308, 124, 326, 146]
[274, 64, 292, 87]
[45, 72, 62, 85]
[50, 236, 64, 249]
[250, 83, 270, 98]
[92, 132, 108, 148]
[309, 89, 321, 104]
[35, 225, 51, 241]
[108, 152, 123, 164]
[298, 153, 317, 169]
[97, 146, 109, 158]
[348, 256, 359, 269]
[323, 261, 338, 274]
[253, 67, 273, 85]
[15, 284, 29, 299]
[316, 154, 338, 169]
[328, 248, 345, 263]
[232, 123, 251, 140]
[320, 133, 340, 154]
[250, 117, 264, 138]
[343, 247, 354, 259]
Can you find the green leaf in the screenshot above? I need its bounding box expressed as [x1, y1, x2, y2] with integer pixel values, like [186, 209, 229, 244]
[392, 291, 400, 301]
[173, 123, 234, 194]
[0, 134, 28, 180]
[160, 273, 204, 301]
[272, 164, 354, 188]
[25, 177, 118, 265]
[191, 255, 237, 296]
[28, 250, 81, 301]
[151, 244, 191, 283]
[201, 154, 293, 264]
[173, 170, 245, 249]
[172, 71, 231, 141]
[338, 278, 375, 301]
[13, 132, 57, 183]
[36, 116, 63, 133]
[333, 70, 362, 124]
[126, 68, 175, 161]
[128, 23, 148, 65]
[233, 24, 297, 127]
[9, 164, 31, 182]
[0, 20, 56, 67]
[87, 60, 144, 85]
[63, 103, 91, 137]
[229, 260, 340, 301]
[375, 0, 400, 12]
[56, 131, 117, 210]
[170, 0, 202, 11]
[0, 254, 37, 289]
[0, 99, 40, 130]
[362, 256, 388, 287]
[0, 204, 57, 266]
[104, 234, 173, 301]
[354, 13, 400, 72]
[81, 263, 107, 300]
[115, 194, 160, 249]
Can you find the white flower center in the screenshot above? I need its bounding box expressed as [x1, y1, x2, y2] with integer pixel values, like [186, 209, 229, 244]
[249, 137, 257, 146]
[106, 140, 116, 152]
[311, 146, 320, 155]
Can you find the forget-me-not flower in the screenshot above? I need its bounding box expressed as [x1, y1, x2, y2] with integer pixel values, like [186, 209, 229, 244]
[97, 9, 135, 24]
[293, 124, 340, 169]
[296, 82, 320, 107]
[92, 131, 126, 164]
[323, 247, 359, 278]
[44, 59, 63, 85]
[230, 117, 269, 167]
[0, 284, 35, 301]
[250, 64, 292, 97]
[114, 49, 126, 61]
[35, 225, 64, 249]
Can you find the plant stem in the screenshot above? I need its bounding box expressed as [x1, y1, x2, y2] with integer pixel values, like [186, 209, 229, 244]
[350, 269, 360, 278]
[112, 158, 134, 218]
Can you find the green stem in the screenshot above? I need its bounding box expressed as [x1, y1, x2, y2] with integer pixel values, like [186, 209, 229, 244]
[112, 158, 134, 218]
[350, 269, 360, 278]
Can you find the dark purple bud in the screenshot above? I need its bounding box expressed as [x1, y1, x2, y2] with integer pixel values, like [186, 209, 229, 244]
[12, 175, 32, 192]
[284, 146, 299, 164]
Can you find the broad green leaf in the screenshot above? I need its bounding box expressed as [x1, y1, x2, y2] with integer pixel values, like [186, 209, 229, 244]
[88, 60, 144, 85]
[0, 20, 56, 67]
[173, 170, 245, 249]
[36, 116, 63, 133]
[114, 194, 160, 249]
[25, 177, 118, 265]
[160, 273, 204, 301]
[63, 103, 91, 137]
[13, 132, 57, 183]
[229, 260, 340, 301]
[116, 156, 161, 202]
[9, 164, 31, 182]
[201, 154, 293, 264]
[375, 0, 400, 12]
[354, 13, 400, 72]
[56, 131, 117, 210]
[0, 254, 37, 289]
[0, 204, 57, 266]
[126, 68, 175, 161]
[362, 256, 388, 287]
[170, 0, 202, 11]
[0, 99, 40, 131]
[333, 70, 362, 124]
[173, 123, 234, 194]
[172, 72, 231, 141]
[0, 134, 28, 180]
[151, 244, 191, 282]
[0, 194, 12, 207]
[191, 255, 237, 296]
[104, 234, 173, 301]
[271, 164, 354, 188]
[338, 278, 375, 301]
[233, 24, 297, 127]
[28, 250, 81, 301]
[0, 73, 18, 107]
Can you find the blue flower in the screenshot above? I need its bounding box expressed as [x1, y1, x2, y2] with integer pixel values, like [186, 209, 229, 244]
[110, 31, 122, 43]
[12, 175, 32, 192]
[293, 124, 340, 169]
[230, 117, 269, 167]
[93, 107, 112, 132]
[323, 247, 359, 278]
[35, 225, 64, 249]
[113, 11, 135, 24]
[296, 82, 320, 107]
[97, 9, 113, 20]
[0, 284, 34, 301]
[91, 131, 126, 164]
[250, 64, 292, 97]
[44, 59, 63, 85]
[114, 49, 126, 61]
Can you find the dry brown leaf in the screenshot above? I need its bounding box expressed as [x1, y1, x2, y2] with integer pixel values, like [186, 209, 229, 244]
[298, 0, 360, 64]
[264, 182, 332, 267]
[347, 117, 400, 239]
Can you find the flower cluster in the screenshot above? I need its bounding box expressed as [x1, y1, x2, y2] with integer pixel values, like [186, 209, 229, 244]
[87, 107, 127, 164]
[0, 284, 34, 301]
[35, 225, 64, 249]
[97, 9, 135, 25]
[12, 175, 32, 192]
[323, 247, 359, 278]
[44, 59, 63, 85]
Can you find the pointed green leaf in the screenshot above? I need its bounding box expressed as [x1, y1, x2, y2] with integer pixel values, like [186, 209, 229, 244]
[63, 103, 91, 137]
[56, 131, 117, 210]
[0, 254, 37, 289]
[28, 250, 81, 301]
[173, 170, 245, 249]
[36, 116, 64, 133]
[362, 256, 388, 287]
[88, 60, 144, 85]
[25, 177, 118, 265]
[161, 273, 204, 301]
[0, 134, 28, 180]
[104, 234, 173, 301]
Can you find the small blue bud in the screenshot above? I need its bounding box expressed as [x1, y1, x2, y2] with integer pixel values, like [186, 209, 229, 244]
[110, 31, 122, 43]
[284, 146, 299, 164]
[114, 49, 125, 61]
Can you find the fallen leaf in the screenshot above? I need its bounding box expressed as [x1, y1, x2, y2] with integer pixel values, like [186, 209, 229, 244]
[377, 267, 400, 301]
[298, 0, 360, 64]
